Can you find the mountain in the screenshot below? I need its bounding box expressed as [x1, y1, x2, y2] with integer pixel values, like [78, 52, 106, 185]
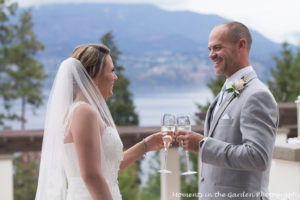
[28, 3, 282, 91]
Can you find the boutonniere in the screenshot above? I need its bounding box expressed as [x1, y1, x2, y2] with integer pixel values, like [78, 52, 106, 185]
[225, 76, 247, 100]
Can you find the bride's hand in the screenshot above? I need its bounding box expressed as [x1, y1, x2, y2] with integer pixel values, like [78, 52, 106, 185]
[144, 131, 174, 152]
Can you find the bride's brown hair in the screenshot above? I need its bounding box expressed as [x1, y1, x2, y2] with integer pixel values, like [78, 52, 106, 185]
[71, 44, 110, 78]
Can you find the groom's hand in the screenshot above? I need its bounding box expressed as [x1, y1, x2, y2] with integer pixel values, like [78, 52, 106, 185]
[176, 131, 204, 152]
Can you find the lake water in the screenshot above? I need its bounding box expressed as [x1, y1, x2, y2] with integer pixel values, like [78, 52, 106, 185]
[134, 87, 212, 126]
[6, 87, 213, 129]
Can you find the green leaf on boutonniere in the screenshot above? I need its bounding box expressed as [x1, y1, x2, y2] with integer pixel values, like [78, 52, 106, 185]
[225, 88, 234, 93]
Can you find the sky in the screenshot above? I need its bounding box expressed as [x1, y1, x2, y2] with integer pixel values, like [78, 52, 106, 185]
[16, 0, 300, 46]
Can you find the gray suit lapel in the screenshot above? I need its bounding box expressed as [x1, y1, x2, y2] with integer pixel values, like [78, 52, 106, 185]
[204, 95, 219, 136]
[208, 93, 234, 137]
[207, 70, 258, 138]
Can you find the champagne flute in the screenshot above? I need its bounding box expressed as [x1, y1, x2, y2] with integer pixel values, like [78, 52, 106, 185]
[158, 113, 175, 174]
[177, 115, 197, 175]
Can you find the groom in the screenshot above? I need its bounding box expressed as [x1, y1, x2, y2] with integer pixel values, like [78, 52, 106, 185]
[176, 21, 278, 199]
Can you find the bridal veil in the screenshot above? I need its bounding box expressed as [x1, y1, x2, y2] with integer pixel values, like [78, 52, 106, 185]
[35, 56, 116, 199]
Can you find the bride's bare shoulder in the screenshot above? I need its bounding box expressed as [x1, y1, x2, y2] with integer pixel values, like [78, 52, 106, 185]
[72, 103, 98, 123]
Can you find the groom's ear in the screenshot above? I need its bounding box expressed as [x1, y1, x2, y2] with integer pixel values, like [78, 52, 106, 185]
[238, 38, 247, 50]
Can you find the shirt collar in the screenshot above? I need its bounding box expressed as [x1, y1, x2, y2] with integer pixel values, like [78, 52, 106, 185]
[224, 66, 253, 89]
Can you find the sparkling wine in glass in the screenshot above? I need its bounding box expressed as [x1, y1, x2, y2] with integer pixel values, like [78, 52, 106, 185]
[161, 124, 176, 133]
[177, 115, 197, 175]
[158, 113, 175, 174]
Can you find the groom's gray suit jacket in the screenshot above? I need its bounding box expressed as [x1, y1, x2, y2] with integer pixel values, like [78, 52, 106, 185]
[199, 71, 279, 200]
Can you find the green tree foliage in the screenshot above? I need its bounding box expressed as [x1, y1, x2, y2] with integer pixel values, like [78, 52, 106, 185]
[180, 151, 198, 200]
[207, 75, 226, 97]
[0, 0, 17, 55]
[0, 8, 47, 129]
[100, 32, 140, 199]
[0, 0, 17, 47]
[140, 152, 160, 200]
[140, 151, 200, 200]
[2, 9, 47, 130]
[0, 2, 43, 198]
[195, 75, 225, 125]
[141, 171, 161, 200]
[0, 0, 18, 127]
[118, 161, 141, 200]
[13, 152, 40, 200]
[268, 42, 300, 102]
[100, 32, 139, 126]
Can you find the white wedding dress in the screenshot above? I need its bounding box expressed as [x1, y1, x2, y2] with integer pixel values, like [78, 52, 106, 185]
[62, 101, 123, 200]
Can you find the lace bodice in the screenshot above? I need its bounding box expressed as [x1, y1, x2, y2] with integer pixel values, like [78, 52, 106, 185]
[63, 101, 123, 200]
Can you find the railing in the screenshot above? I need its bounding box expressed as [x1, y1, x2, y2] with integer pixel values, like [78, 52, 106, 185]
[0, 125, 203, 200]
[270, 132, 300, 198]
[0, 126, 204, 153]
[2, 127, 300, 200]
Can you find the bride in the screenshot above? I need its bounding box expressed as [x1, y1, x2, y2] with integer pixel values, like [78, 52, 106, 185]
[35, 44, 168, 199]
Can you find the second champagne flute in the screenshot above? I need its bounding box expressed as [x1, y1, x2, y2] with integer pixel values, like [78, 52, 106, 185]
[158, 113, 175, 174]
[177, 115, 197, 175]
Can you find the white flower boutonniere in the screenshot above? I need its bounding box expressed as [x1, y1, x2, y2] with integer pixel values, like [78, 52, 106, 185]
[226, 76, 247, 100]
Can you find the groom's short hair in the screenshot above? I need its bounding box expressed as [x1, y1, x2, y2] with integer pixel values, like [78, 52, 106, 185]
[221, 21, 252, 52]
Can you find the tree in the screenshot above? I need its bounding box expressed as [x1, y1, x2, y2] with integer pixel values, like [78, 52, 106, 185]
[195, 75, 225, 125]
[140, 151, 200, 200]
[118, 161, 141, 200]
[206, 75, 226, 97]
[140, 152, 160, 200]
[0, 0, 18, 127]
[0, 0, 17, 56]
[3, 9, 47, 130]
[100, 32, 141, 200]
[180, 151, 198, 200]
[13, 152, 40, 200]
[1, 7, 48, 200]
[267, 42, 300, 102]
[100, 32, 139, 126]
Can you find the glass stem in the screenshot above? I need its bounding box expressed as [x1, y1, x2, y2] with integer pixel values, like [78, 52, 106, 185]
[185, 150, 190, 171]
[163, 147, 168, 169]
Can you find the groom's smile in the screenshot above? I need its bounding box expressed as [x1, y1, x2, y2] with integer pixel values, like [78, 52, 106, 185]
[208, 25, 241, 78]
